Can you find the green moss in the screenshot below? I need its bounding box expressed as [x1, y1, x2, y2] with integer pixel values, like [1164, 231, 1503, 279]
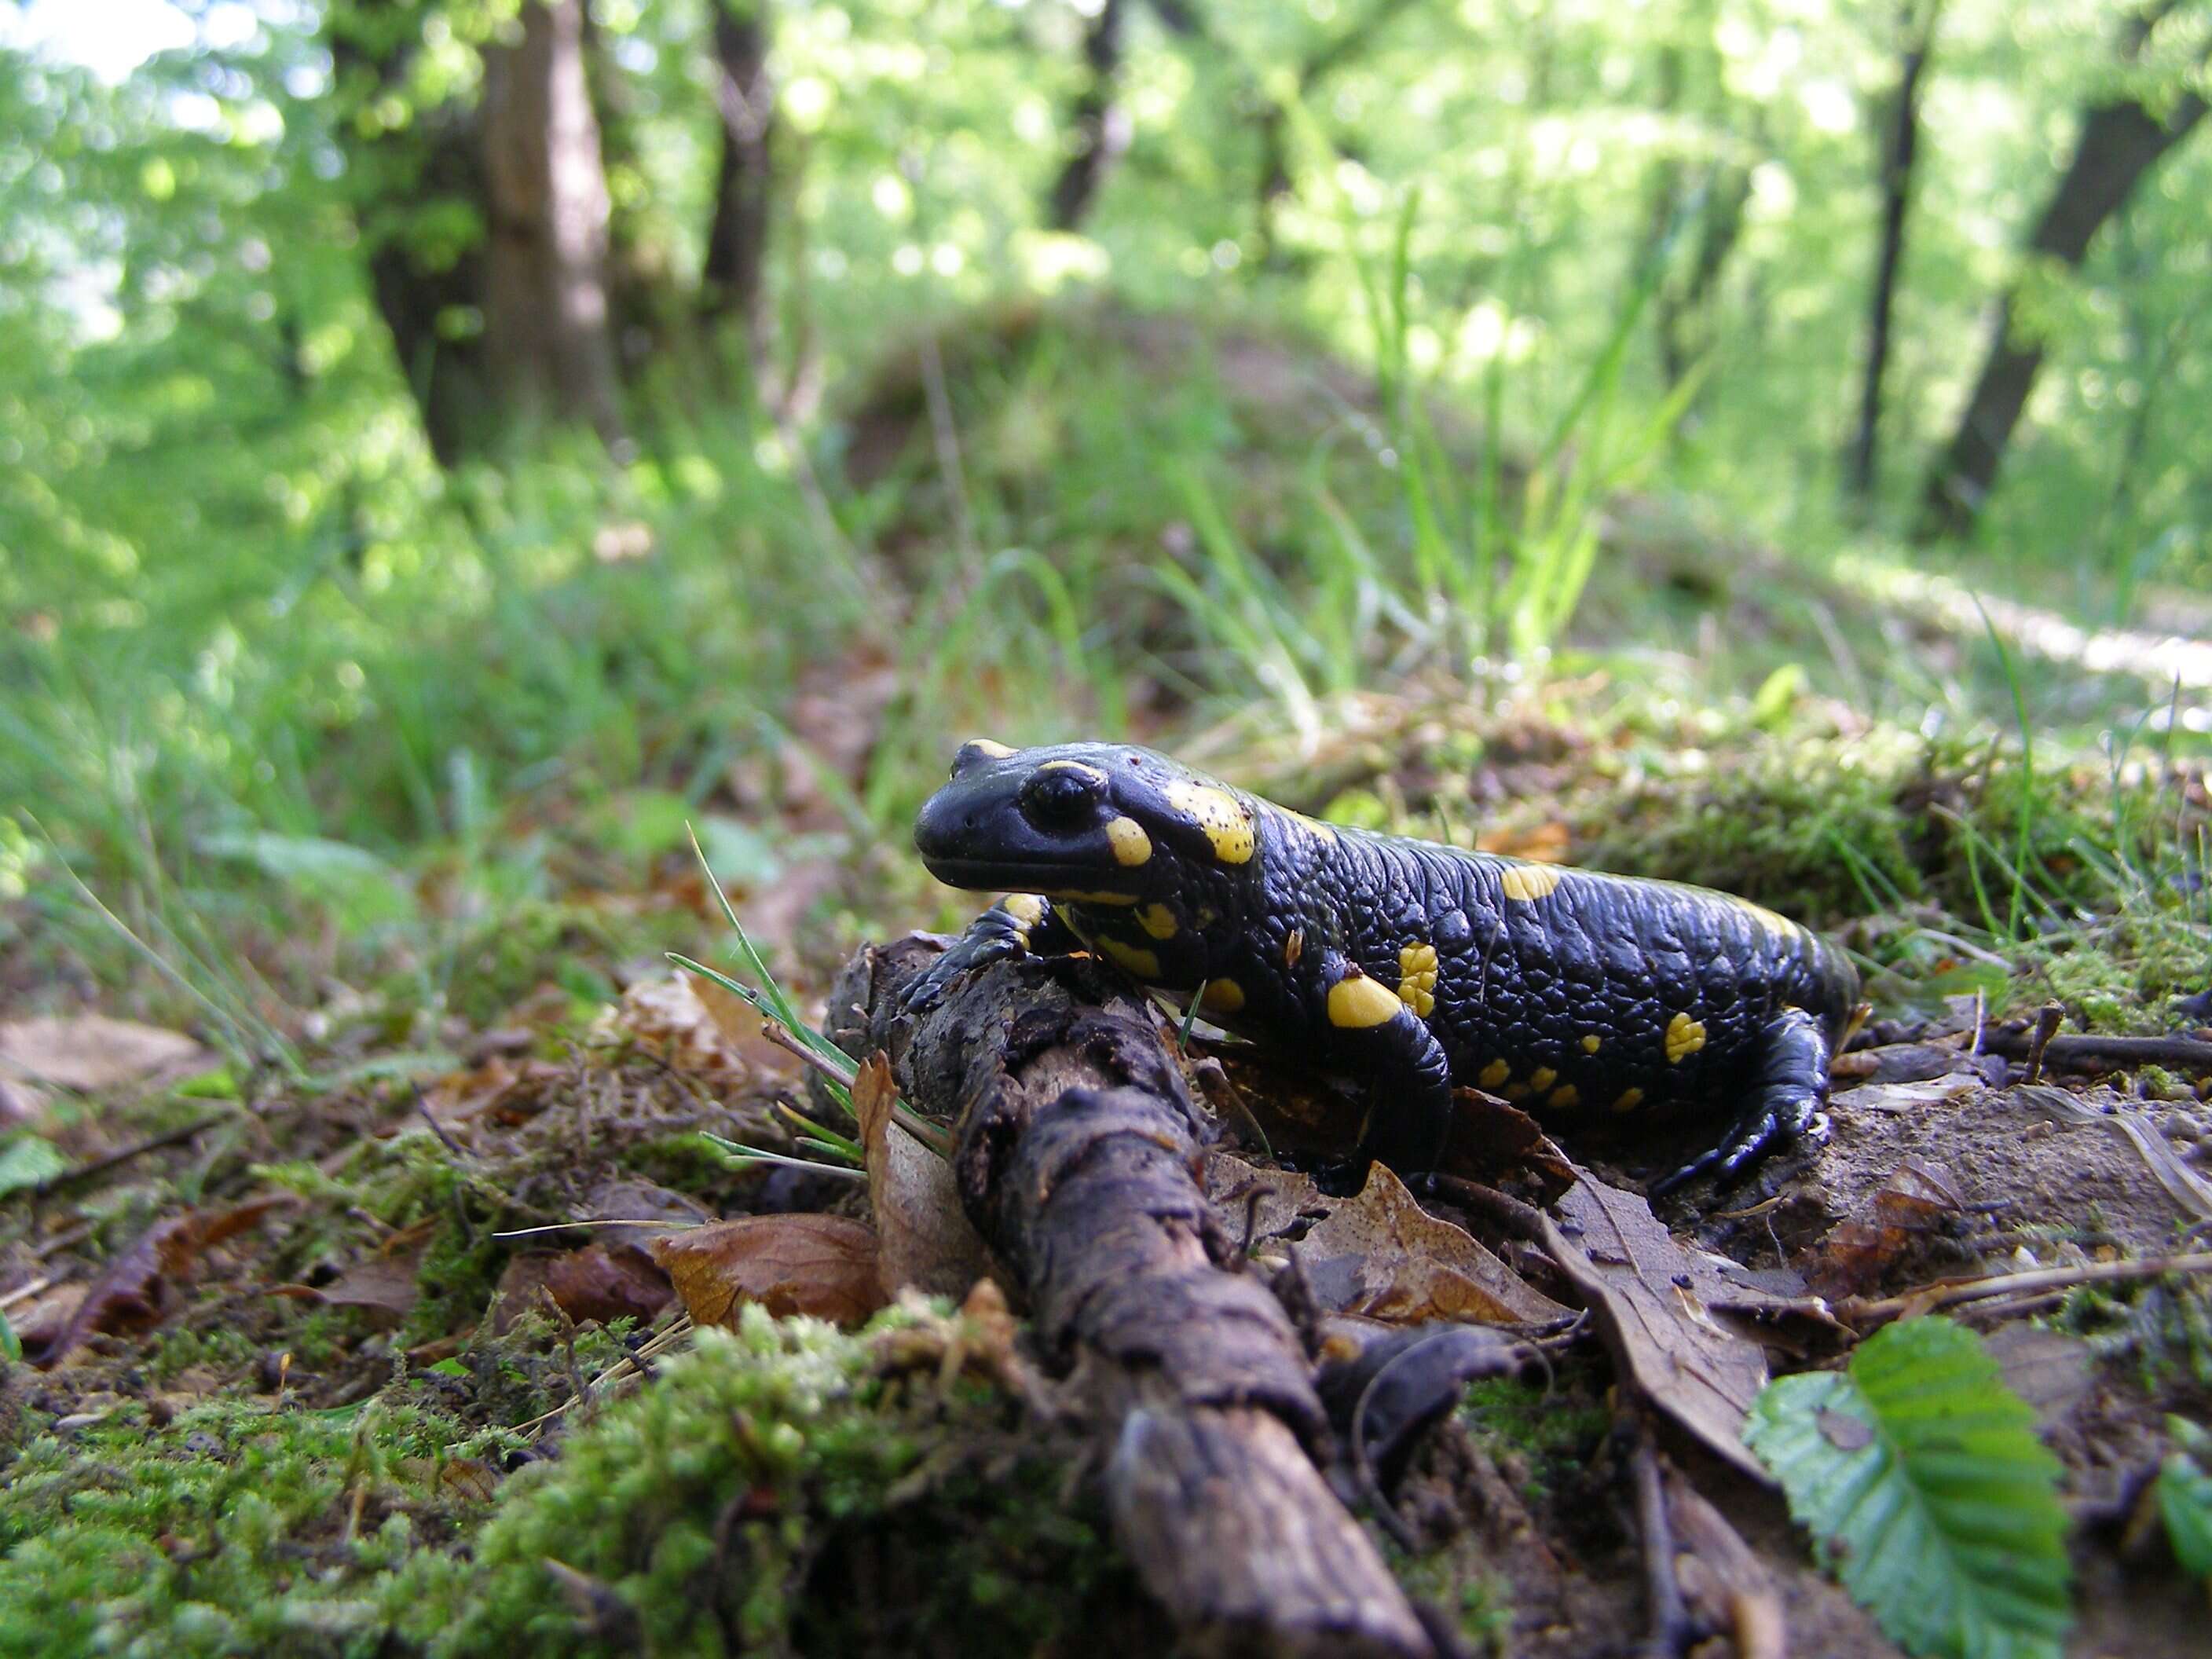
[0, 1395, 514, 1659]
[1459, 1375, 1609, 1497]
[1, 1309, 1146, 1658]
[405, 1306, 1143, 1657]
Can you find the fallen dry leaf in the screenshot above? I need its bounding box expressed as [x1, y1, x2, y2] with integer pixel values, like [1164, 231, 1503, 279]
[855, 1053, 994, 1298]
[1442, 1087, 1576, 1199]
[1812, 1158, 1968, 1298]
[1665, 1465, 1785, 1659]
[1538, 1177, 1774, 1482]
[0, 1015, 211, 1103]
[595, 970, 794, 1082]
[1203, 1153, 1336, 1247]
[1835, 1074, 1981, 1113]
[273, 1221, 433, 1324]
[544, 1243, 675, 1327]
[652, 1214, 886, 1328]
[1285, 1163, 1567, 1326]
[30, 1197, 288, 1368]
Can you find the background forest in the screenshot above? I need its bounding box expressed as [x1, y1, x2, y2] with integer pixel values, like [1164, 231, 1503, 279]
[3, 1, 2212, 1656]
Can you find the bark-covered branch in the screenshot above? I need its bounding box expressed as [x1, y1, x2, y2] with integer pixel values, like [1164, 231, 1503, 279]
[828, 936, 1436, 1657]
[702, 0, 778, 372]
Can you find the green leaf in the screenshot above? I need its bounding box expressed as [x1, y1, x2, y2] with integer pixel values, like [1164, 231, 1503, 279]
[0, 1309, 20, 1364]
[0, 1134, 68, 1198]
[2158, 1416, 2212, 1580]
[1745, 1316, 2072, 1659]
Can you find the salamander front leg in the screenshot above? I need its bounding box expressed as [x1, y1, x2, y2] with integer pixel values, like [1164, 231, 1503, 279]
[1314, 954, 1458, 1179]
[1650, 1005, 1834, 1195]
[895, 895, 1078, 1013]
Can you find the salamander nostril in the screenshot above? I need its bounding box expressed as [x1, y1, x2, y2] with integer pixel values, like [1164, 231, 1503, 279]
[1019, 766, 1106, 828]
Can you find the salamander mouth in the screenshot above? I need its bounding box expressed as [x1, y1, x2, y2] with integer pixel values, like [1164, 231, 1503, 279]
[918, 855, 1135, 897]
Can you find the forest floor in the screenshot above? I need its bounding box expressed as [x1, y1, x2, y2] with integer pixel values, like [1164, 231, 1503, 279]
[4, 308, 2210, 1657]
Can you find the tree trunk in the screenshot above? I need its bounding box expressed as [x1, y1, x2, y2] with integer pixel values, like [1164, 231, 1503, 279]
[1251, 0, 1419, 264]
[1848, 0, 1939, 502]
[327, 0, 493, 466]
[478, 0, 625, 448]
[702, 0, 777, 376]
[1048, 0, 1131, 230]
[1915, 13, 2207, 541]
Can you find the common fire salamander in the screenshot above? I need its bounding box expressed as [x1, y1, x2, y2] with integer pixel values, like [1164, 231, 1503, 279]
[908, 740, 1860, 1192]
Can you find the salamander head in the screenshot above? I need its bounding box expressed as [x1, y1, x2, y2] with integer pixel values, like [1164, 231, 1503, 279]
[914, 739, 1264, 903]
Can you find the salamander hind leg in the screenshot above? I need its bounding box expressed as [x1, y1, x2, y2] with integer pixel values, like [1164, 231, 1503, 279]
[1648, 1005, 1835, 1196]
[1314, 953, 1457, 1181]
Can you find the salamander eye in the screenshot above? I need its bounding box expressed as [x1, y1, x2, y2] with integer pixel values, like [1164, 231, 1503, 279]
[1018, 765, 1107, 827]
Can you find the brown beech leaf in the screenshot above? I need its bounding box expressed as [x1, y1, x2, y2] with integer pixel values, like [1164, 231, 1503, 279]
[1442, 1086, 1576, 1199]
[31, 1197, 288, 1368]
[1289, 1163, 1567, 1326]
[273, 1218, 434, 1324]
[544, 1243, 673, 1327]
[1811, 1156, 1967, 1298]
[855, 1053, 993, 1298]
[1537, 1177, 1773, 1481]
[651, 1214, 885, 1328]
[0, 1014, 211, 1094]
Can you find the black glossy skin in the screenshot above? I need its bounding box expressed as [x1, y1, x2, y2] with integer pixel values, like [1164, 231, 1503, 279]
[910, 740, 1860, 1192]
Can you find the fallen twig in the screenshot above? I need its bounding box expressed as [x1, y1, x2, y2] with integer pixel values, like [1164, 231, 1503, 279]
[1982, 1027, 2212, 1075]
[29, 1111, 232, 1199]
[1842, 1250, 2212, 1330]
[833, 935, 1437, 1658]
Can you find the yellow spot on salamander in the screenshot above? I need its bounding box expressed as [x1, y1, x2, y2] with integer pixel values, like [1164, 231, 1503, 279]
[1045, 888, 1138, 906]
[1198, 979, 1245, 1016]
[1286, 808, 1339, 845]
[1284, 928, 1304, 968]
[1529, 1067, 1556, 1093]
[1741, 900, 1799, 940]
[1478, 1058, 1511, 1090]
[1137, 903, 1179, 940]
[1504, 1082, 1531, 1101]
[1498, 863, 1563, 903]
[1326, 973, 1402, 1029]
[1547, 1085, 1580, 1109]
[1580, 1034, 1602, 1054]
[1099, 938, 1161, 980]
[1163, 780, 1256, 864]
[1611, 1087, 1645, 1114]
[1038, 758, 1110, 785]
[1397, 942, 1438, 1016]
[1105, 817, 1152, 866]
[966, 738, 1016, 760]
[1664, 1013, 1707, 1064]
[1002, 894, 1045, 926]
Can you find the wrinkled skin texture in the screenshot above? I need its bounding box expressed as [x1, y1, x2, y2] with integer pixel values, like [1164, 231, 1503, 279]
[909, 741, 1860, 1192]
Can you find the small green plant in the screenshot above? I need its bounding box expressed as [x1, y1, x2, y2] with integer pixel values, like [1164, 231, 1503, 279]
[2158, 1415, 2212, 1583]
[1745, 1316, 2071, 1659]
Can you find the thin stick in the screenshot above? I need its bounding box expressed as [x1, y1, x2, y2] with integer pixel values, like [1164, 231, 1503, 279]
[1844, 1250, 2212, 1328]
[1628, 1415, 1693, 1659]
[30, 1111, 231, 1198]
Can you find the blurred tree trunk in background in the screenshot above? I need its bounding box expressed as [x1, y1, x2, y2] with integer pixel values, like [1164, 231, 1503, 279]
[702, 0, 778, 383]
[1848, 0, 1939, 503]
[1915, 6, 2206, 542]
[1639, 16, 1755, 403]
[329, 0, 624, 463]
[328, 0, 492, 465]
[479, 0, 625, 449]
[1048, 0, 1130, 229]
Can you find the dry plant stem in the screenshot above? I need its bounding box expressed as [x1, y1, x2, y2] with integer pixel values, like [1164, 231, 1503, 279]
[832, 935, 1436, 1659]
[1627, 1418, 1694, 1659]
[1844, 1248, 2212, 1329]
